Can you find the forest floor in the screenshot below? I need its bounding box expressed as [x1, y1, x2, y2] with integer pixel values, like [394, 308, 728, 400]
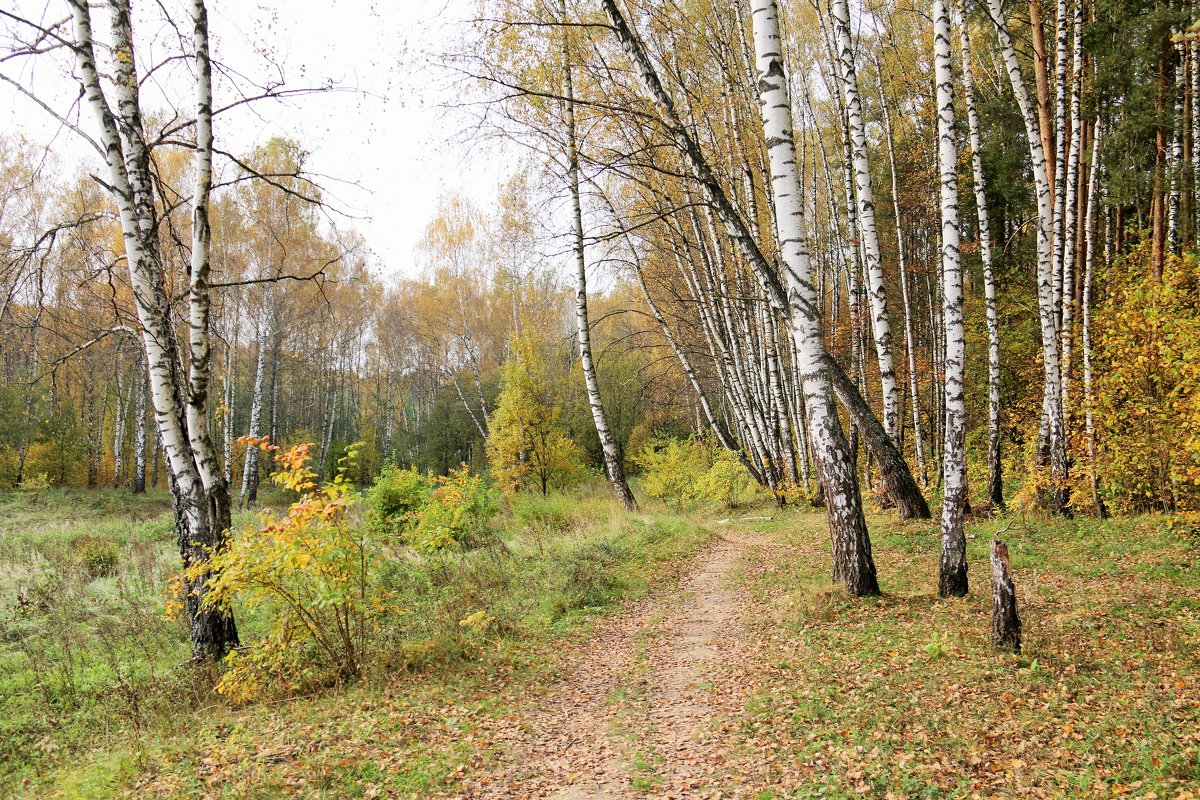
[454, 528, 774, 799]
[2, 489, 1199, 798]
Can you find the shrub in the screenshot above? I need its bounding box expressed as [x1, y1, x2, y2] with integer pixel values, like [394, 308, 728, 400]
[636, 437, 708, 506]
[636, 437, 756, 508]
[366, 464, 432, 535]
[406, 467, 500, 552]
[199, 443, 398, 700]
[694, 447, 754, 508]
[1093, 245, 1200, 513]
[71, 535, 119, 579]
[16, 472, 52, 504]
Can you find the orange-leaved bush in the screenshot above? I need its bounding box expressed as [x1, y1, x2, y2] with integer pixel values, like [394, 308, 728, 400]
[196, 441, 400, 700]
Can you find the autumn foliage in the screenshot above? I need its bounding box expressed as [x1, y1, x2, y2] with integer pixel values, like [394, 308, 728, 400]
[1092, 245, 1200, 512]
[196, 442, 397, 699]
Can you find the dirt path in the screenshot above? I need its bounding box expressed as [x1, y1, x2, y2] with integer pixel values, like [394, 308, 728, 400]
[453, 530, 768, 799]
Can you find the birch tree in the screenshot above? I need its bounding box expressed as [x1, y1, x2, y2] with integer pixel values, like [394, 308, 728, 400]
[561, 0, 637, 511]
[935, 0, 967, 597]
[986, 0, 1069, 514]
[750, 0, 878, 595]
[828, 0, 901, 441]
[958, 9, 1003, 510]
[68, 0, 237, 658]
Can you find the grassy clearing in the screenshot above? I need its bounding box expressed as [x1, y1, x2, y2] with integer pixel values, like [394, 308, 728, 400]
[730, 506, 1200, 798]
[0, 482, 715, 798]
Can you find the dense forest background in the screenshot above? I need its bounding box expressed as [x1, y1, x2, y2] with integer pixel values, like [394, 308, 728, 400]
[3, 0, 1198, 519]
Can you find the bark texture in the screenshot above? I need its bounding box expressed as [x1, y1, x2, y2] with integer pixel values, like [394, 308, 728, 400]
[990, 538, 1022, 653]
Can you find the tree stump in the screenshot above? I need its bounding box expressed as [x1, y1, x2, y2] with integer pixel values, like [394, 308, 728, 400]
[990, 537, 1021, 653]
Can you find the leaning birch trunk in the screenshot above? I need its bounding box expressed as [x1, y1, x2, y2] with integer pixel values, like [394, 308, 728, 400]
[69, 0, 236, 659]
[935, 0, 968, 598]
[1082, 120, 1108, 519]
[751, 0, 878, 595]
[987, 0, 1069, 514]
[959, 9, 1004, 510]
[829, 0, 900, 441]
[823, 357, 931, 520]
[990, 538, 1021, 652]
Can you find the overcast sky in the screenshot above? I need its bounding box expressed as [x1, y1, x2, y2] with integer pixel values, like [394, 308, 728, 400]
[0, 0, 511, 279]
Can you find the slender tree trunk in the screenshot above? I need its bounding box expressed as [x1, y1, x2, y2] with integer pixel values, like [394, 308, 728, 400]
[112, 358, 128, 488]
[936, 0, 968, 597]
[1083, 120, 1109, 518]
[987, 0, 1069, 514]
[877, 73, 930, 488]
[561, 15, 637, 511]
[240, 310, 269, 508]
[1060, 0, 1085, 415]
[1169, 37, 1185, 253]
[133, 362, 148, 494]
[959, 8, 1004, 509]
[751, 0, 878, 595]
[1030, 0, 1056, 196]
[829, 0, 901, 441]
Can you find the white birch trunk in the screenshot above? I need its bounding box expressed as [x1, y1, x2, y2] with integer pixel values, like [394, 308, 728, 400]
[987, 0, 1069, 513]
[112, 358, 127, 488]
[935, 0, 968, 597]
[829, 0, 901, 440]
[1168, 38, 1184, 253]
[240, 310, 268, 507]
[877, 77, 929, 487]
[1051, 0, 1070, 316]
[752, 0, 878, 595]
[1060, 0, 1084, 414]
[1192, 39, 1200, 250]
[134, 357, 148, 494]
[959, 9, 1004, 509]
[1083, 119, 1108, 518]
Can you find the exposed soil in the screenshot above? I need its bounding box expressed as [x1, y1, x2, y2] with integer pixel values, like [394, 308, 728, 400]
[451, 529, 773, 799]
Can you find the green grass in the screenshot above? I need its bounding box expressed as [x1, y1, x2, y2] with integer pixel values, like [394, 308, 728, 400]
[727, 506, 1200, 798]
[0, 482, 715, 798]
[5, 485, 1199, 798]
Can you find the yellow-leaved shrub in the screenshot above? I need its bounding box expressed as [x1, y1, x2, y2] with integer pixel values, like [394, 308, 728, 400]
[197, 442, 399, 700]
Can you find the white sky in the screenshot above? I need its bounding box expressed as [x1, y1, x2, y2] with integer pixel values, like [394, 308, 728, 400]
[0, 0, 512, 279]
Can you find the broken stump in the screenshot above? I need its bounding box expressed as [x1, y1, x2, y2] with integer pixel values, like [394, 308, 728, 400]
[990, 537, 1021, 653]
